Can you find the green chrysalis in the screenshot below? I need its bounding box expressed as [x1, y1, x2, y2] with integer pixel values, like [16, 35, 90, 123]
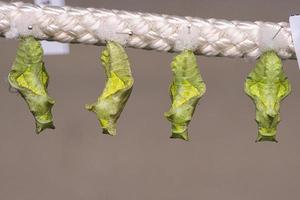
[244, 51, 291, 142]
[85, 41, 134, 136]
[8, 36, 55, 134]
[165, 50, 206, 141]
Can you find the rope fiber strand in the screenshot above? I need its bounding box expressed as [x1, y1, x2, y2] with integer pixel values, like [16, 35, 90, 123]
[0, 1, 295, 59]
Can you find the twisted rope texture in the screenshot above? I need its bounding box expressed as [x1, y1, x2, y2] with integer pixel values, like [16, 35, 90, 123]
[0, 1, 295, 59]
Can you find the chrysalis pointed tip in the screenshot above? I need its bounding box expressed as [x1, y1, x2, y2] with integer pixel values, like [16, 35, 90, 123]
[35, 122, 55, 134]
[170, 132, 189, 141]
[255, 135, 278, 143]
[49, 98, 55, 105]
[85, 104, 94, 111]
[102, 128, 117, 136]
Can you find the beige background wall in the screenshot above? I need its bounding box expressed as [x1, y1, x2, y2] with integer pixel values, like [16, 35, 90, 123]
[0, 0, 300, 199]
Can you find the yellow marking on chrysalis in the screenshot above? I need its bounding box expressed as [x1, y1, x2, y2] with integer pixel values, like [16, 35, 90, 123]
[40, 71, 48, 86]
[248, 83, 260, 98]
[173, 80, 200, 108]
[16, 71, 46, 96]
[100, 119, 109, 127]
[101, 72, 125, 99]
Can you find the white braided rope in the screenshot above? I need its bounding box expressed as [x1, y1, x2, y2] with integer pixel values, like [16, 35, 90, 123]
[0, 1, 296, 59]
